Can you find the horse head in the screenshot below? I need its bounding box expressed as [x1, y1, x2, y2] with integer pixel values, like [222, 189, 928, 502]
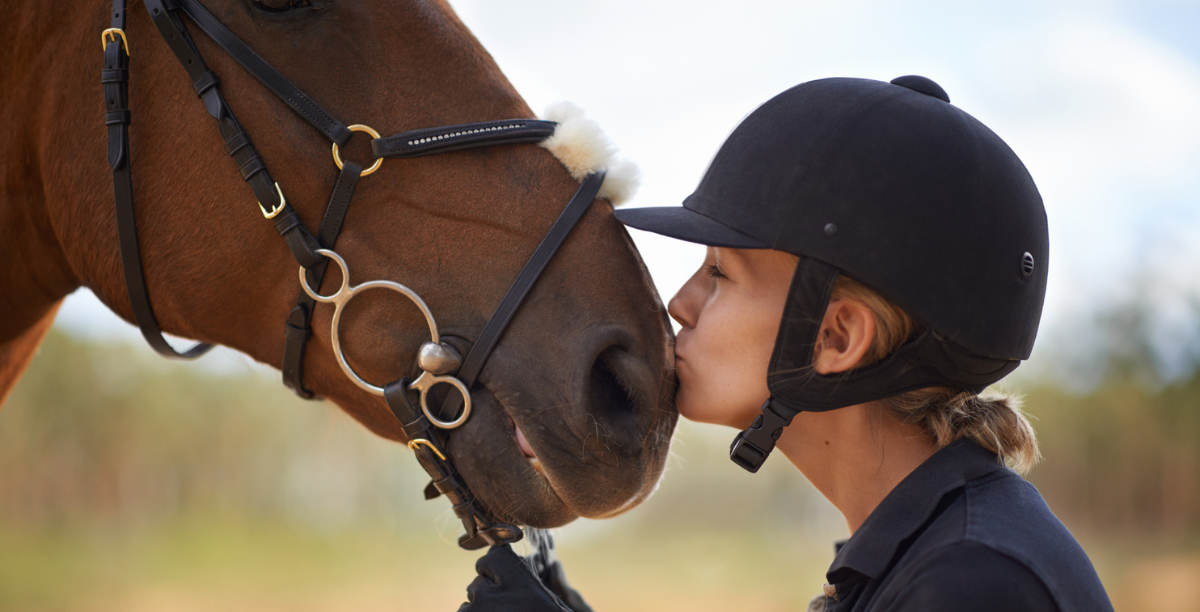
[3, 0, 677, 531]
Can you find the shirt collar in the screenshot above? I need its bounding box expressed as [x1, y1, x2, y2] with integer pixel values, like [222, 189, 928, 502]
[827, 439, 1006, 581]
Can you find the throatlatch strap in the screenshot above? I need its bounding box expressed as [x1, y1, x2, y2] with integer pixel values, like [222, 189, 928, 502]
[438, 171, 606, 419]
[106, 0, 213, 360]
[282, 161, 362, 398]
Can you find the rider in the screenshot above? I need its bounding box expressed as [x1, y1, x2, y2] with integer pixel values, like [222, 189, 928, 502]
[459, 75, 1113, 611]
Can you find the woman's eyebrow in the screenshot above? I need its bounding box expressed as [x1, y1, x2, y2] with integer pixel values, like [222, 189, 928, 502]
[716, 247, 736, 260]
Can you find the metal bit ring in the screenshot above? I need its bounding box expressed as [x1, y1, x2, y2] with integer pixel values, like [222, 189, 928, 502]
[299, 249, 471, 429]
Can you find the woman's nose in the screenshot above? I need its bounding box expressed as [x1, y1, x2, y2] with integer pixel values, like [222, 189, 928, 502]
[668, 280, 699, 330]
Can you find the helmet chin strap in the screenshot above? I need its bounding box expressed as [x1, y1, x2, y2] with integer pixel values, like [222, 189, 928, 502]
[729, 257, 1021, 473]
[729, 256, 839, 472]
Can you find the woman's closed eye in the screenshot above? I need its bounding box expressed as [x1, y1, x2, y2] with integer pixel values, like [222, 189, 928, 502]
[706, 264, 728, 280]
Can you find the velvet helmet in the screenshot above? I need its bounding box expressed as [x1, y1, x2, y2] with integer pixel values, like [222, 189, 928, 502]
[615, 76, 1049, 472]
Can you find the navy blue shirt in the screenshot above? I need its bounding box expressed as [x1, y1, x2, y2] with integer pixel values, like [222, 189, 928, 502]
[819, 440, 1112, 612]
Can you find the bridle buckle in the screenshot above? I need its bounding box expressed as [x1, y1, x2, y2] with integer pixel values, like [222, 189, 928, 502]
[101, 28, 130, 55]
[257, 182, 287, 219]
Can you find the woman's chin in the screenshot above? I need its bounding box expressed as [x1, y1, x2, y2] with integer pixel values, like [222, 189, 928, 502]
[676, 391, 760, 429]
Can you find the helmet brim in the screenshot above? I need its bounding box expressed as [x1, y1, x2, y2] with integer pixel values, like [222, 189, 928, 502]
[614, 206, 770, 249]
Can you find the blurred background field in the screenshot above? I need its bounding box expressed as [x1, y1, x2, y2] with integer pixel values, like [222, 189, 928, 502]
[3, 306, 1200, 611]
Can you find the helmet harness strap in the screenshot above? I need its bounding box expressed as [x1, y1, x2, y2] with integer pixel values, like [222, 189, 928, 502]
[729, 257, 1021, 473]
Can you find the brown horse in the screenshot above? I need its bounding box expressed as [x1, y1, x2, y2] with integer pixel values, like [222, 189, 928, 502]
[0, 0, 676, 529]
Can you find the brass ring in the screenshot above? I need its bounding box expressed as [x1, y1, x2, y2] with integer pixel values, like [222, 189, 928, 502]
[331, 124, 383, 177]
[102, 28, 130, 55]
[407, 439, 446, 461]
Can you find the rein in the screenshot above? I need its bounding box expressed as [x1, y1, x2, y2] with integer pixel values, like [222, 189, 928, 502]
[102, 0, 605, 549]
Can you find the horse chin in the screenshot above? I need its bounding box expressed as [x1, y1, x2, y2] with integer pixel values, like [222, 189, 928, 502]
[445, 361, 675, 528]
[443, 389, 577, 528]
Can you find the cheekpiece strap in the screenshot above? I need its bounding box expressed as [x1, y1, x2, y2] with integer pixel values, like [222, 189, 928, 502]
[282, 161, 363, 397]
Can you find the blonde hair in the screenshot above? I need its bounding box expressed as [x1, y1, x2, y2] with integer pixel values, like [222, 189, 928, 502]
[831, 276, 1041, 475]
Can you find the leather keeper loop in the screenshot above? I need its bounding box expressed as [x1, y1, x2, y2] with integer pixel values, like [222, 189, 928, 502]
[101, 69, 128, 83]
[281, 228, 323, 269]
[451, 498, 477, 518]
[283, 321, 312, 343]
[192, 70, 220, 96]
[224, 131, 251, 156]
[238, 155, 266, 180]
[272, 208, 303, 236]
[105, 110, 132, 125]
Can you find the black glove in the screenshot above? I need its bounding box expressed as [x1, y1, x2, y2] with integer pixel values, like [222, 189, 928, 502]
[458, 530, 593, 612]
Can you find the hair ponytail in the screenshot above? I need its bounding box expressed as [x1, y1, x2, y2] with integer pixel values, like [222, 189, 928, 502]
[831, 276, 1041, 474]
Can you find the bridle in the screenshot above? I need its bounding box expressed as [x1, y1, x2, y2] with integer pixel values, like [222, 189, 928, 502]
[102, 0, 607, 549]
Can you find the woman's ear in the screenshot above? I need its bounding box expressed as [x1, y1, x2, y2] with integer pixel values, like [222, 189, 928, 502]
[812, 299, 876, 375]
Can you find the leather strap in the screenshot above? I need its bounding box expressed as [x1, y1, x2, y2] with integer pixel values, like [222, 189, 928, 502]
[385, 379, 523, 550]
[372, 120, 558, 159]
[144, 0, 284, 217]
[170, 0, 352, 145]
[107, 0, 213, 360]
[282, 161, 362, 397]
[730, 256, 1021, 472]
[437, 171, 605, 419]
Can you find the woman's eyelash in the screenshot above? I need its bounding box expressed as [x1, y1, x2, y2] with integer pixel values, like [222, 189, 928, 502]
[706, 264, 727, 279]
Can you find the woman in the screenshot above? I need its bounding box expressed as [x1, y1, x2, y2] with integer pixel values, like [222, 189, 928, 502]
[460, 75, 1113, 611]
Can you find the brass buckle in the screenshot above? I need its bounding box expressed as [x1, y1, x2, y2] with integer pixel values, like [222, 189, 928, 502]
[407, 439, 446, 461]
[101, 28, 130, 55]
[331, 124, 383, 177]
[258, 182, 287, 219]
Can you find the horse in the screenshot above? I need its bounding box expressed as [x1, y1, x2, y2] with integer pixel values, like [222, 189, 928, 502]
[0, 0, 677, 535]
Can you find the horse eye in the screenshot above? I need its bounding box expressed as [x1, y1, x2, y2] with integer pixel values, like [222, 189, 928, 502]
[251, 0, 312, 13]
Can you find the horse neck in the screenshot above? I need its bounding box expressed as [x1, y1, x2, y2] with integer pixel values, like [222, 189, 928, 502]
[0, 1, 98, 405]
[0, 0, 566, 408]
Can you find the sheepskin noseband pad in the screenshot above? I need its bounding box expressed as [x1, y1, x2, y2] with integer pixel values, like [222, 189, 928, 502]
[540, 102, 640, 206]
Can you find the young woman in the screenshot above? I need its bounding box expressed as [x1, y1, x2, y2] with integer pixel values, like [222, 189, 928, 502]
[460, 75, 1113, 612]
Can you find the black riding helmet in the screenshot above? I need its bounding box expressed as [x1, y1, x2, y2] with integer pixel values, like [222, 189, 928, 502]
[616, 75, 1049, 472]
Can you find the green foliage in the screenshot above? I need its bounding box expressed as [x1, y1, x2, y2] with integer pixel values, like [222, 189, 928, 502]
[1027, 370, 1200, 536]
[0, 331, 434, 529]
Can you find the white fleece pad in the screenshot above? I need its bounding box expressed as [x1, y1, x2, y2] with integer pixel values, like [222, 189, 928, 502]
[540, 102, 640, 206]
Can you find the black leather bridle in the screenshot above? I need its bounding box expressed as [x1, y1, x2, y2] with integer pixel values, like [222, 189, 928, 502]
[102, 0, 606, 549]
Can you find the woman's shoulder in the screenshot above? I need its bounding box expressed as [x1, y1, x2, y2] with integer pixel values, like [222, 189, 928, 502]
[884, 470, 1113, 612]
[882, 540, 1058, 611]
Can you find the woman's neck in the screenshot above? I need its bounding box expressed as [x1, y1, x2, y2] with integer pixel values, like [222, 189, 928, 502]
[775, 403, 938, 534]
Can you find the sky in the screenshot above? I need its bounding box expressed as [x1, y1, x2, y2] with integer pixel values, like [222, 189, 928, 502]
[56, 0, 1200, 377]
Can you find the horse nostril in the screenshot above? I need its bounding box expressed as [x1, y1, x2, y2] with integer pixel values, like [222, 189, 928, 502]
[590, 345, 637, 415]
